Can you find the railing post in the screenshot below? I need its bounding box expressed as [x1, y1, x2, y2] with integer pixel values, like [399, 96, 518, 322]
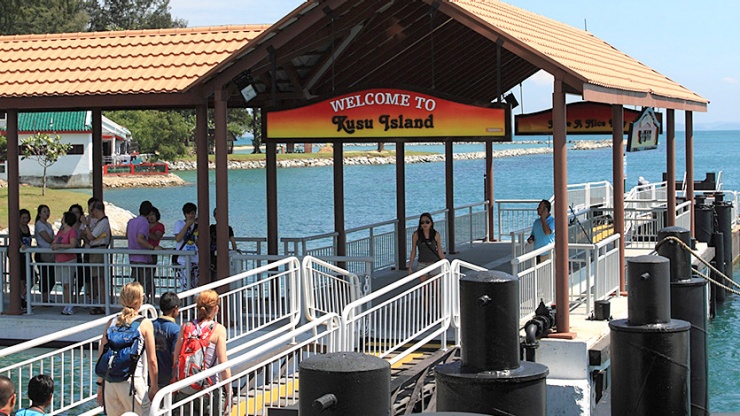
[104, 253, 111, 314]
[369, 226, 375, 264]
[497, 202, 502, 241]
[469, 206, 474, 244]
[394, 220, 400, 270]
[587, 245, 595, 317]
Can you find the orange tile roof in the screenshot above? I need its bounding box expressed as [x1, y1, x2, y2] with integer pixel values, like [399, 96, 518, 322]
[451, 0, 708, 107]
[0, 25, 268, 98]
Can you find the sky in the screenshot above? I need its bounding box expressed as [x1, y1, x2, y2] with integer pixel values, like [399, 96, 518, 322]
[169, 1, 740, 130]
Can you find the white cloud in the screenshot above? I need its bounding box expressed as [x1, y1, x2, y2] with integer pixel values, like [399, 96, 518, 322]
[721, 77, 738, 84]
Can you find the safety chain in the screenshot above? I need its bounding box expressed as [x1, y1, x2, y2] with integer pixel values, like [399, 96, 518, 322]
[655, 236, 740, 296]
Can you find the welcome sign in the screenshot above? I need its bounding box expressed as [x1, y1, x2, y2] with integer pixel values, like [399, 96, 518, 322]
[266, 88, 508, 140]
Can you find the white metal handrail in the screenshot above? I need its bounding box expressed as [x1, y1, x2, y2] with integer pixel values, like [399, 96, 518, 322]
[302, 256, 363, 323]
[0, 304, 157, 416]
[341, 259, 452, 365]
[150, 314, 342, 416]
[511, 243, 556, 323]
[449, 259, 487, 346]
[176, 256, 302, 355]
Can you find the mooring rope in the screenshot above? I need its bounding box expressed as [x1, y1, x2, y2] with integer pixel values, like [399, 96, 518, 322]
[655, 235, 740, 296]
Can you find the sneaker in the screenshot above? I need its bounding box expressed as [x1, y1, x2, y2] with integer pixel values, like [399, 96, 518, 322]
[67, 306, 76, 315]
[61, 307, 70, 315]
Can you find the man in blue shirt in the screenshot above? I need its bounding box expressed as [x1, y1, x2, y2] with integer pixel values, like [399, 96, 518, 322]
[527, 200, 555, 261]
[152, 292, 181, 388]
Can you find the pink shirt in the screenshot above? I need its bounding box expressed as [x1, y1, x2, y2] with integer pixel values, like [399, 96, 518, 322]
[54, 227, 78, 263]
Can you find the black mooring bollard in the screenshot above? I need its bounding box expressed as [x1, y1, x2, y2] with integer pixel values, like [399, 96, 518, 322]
[658, 226, 709, 416]
[714, 196, 733, 289]
[435, 270, 548, 415]
[610, 255, 690, 416]
[299, 352, 390, 416]
[656, 226, 693, 282]
[711, 231, 725, 304]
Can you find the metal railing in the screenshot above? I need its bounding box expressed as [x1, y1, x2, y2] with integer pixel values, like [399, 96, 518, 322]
[301, 256, 364, 323]
[341, 260, 452, 365]
[177, 256, 302, 355]
[345, 219, 398, 271]
[20, 247, 196, 314]
[0, 305, 158, 416]
[150, 314, 342, 416]
[449, 259, 487, 346]
[0, 257, 302, 416]
[511, 243, 556, 323]
[568, 234, 622, 316]
[613, 200, 692, 249]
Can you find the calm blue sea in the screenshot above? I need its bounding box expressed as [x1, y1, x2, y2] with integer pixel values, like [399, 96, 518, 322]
[105, 130, 740, 412]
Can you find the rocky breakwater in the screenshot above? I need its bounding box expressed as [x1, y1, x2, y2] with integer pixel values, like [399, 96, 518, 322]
[571, 139, 612, 150]
[167, 147, 557, 171]
[103, 174, 186, 188]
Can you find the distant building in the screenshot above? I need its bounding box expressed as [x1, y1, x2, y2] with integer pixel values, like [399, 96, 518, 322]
[0, 111, 131, 187]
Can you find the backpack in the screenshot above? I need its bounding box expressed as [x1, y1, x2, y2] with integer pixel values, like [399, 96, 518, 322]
[175, 320, 215, 395]
[95, 316, 144, 383]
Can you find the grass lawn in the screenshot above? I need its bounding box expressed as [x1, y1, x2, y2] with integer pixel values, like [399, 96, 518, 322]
[0, 186, 90, 229]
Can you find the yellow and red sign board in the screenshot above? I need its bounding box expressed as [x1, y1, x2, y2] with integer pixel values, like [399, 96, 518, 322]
[515, 102, 659, 135]
[266, 88, 509, 140]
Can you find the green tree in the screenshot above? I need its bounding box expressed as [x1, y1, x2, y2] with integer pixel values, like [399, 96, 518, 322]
[0, 0, 89, 35]
[106, 110, 190, 160]
[86, 0, 186, 31]
[20, 133, 72, 195]
[249, 109, 262, 154]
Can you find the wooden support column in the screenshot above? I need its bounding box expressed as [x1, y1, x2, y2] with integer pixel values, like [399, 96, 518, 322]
[334, 141, 346, 258]
[91, 109, 104, 201]
[265, 108, 279, 255]
[445, 139, 455, 254]
[396, 141, 407, 269]
[214, 91, 230, 281]
[551, 78, 574, 338]
[195, 104, 211, 284]
[485, 140, 494, 241]
[667, 109, 676, 226]
[612, 105, 626, 294]
[685, 111, 695, 237]
[7, 110, 21, 315]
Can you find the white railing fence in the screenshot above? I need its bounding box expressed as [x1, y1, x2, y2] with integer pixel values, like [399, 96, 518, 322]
[511, 243, 556, 323]
[341, 260, 452, 366]
[20, 248, 195, 315]
[301, 256, 364, 323]
[150, 314, 342, 416]
[177, 256, 302, 355]
[568, 234, 622, 317]
[0, 304, 158, 416]
[449, 259, 488, 346]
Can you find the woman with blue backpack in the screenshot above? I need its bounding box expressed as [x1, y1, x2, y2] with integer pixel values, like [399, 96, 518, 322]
[95, 282, 158, 416]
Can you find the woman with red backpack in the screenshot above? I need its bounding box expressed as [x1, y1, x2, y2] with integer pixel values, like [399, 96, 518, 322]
[173, 290, 231, 415]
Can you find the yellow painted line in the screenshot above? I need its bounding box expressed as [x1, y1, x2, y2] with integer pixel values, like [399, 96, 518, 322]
[391, 352, 425, 369]
[232, 379, 300, 415]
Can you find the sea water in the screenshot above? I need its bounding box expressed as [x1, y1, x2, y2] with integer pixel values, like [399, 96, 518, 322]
[102, 130, 740, 412]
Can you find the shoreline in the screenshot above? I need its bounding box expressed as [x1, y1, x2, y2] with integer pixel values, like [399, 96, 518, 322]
[168, 140, 612, 171]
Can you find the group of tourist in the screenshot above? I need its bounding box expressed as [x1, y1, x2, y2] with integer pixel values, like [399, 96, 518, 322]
[95, 282, 230, 416]
[0, 286, 231, 416]
[16, 197, 239, 314]
[19, 197, 111, 315]
[125, 200, 237, 300]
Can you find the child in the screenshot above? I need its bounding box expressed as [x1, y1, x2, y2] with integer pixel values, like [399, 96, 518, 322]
[152, 292, 180, 388]
[15, 374, 53, 416]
